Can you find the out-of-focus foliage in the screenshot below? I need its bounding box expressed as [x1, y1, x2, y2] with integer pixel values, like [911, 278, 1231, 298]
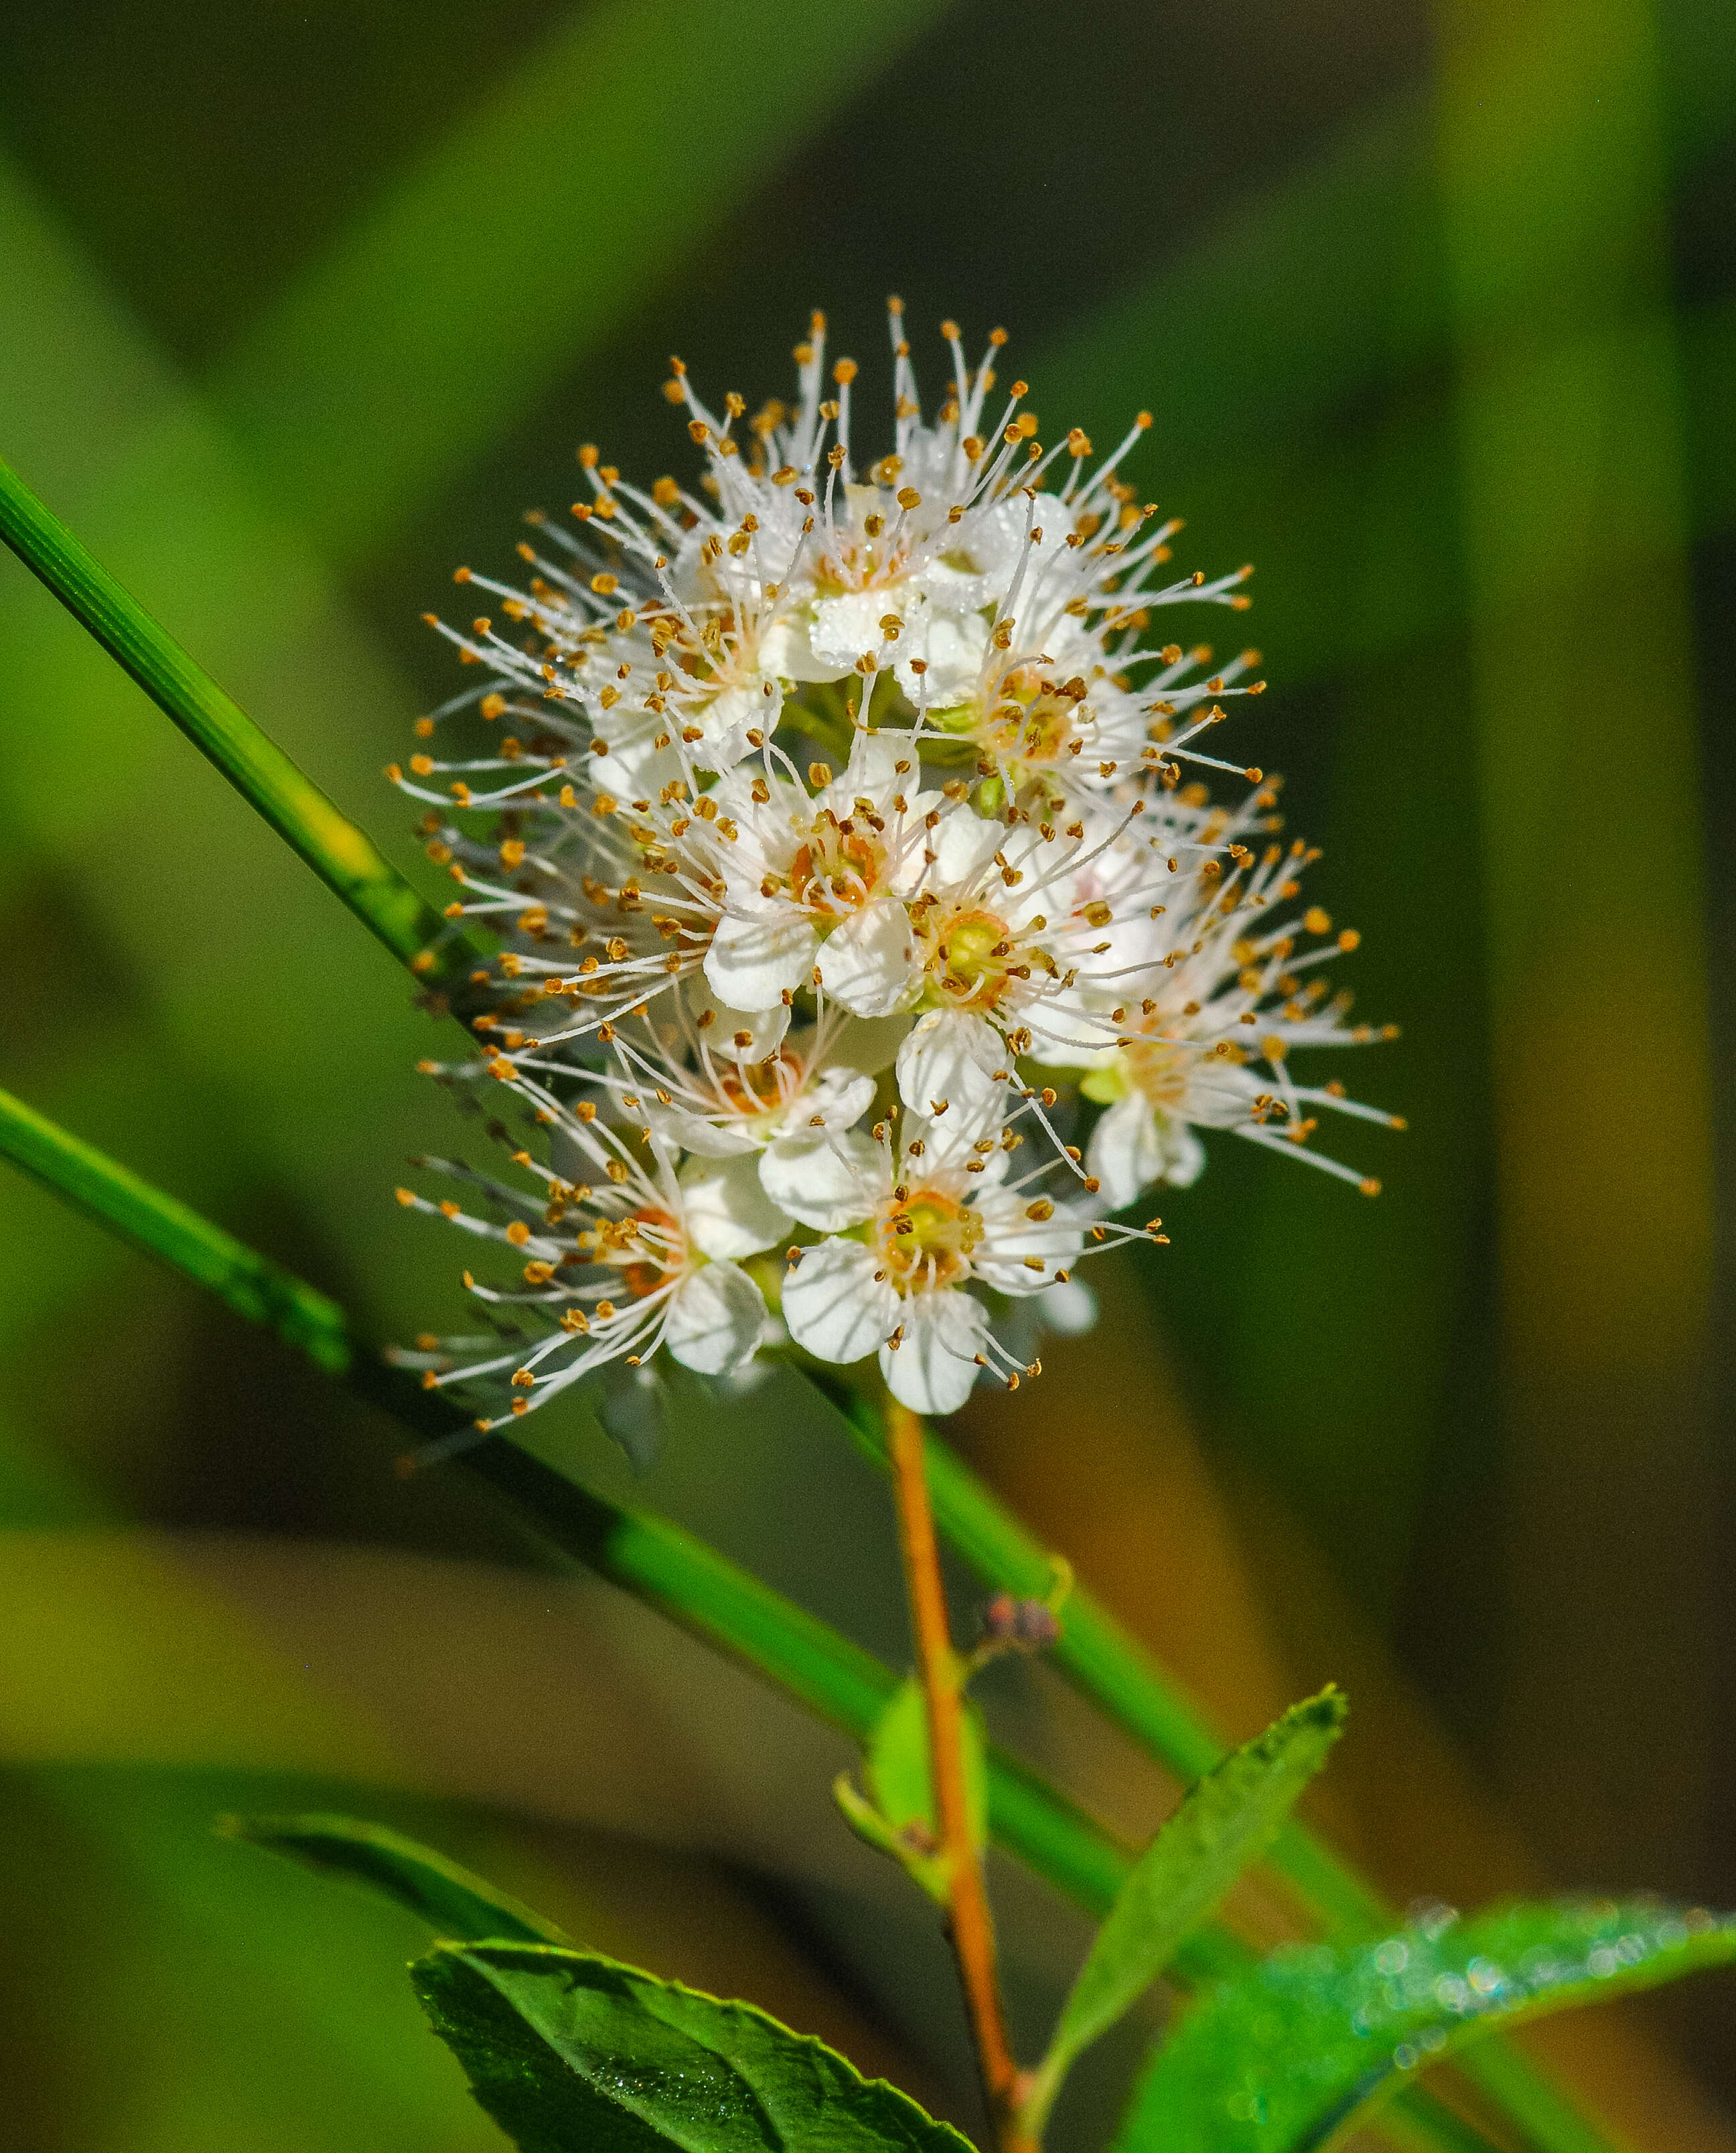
[222, 1813, 571, 1943]
[1, 0, 1735, 2148]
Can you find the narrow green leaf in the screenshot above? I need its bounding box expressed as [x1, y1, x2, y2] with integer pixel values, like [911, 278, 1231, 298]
[833, 1773, 949, 1904]
[867, 1676, 989, 1852]
[0, 453, 484, 993]
[0, 1080, 355, 1376]
[414, 1941, 976, 2153]
[820, 1382, 1582, 2153]
[1114, 1897, 1736, 2153]
[221, 1813, 568, 1945]
[1026, 1689, 1346, 2134]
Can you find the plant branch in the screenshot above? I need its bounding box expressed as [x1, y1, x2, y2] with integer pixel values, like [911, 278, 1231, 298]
[822, 1384, 1606, 2153]
[885, 1393, 1028, 2151]
[1, 480, 1598, 2153]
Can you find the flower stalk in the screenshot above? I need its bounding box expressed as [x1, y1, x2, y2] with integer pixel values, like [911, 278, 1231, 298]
[885, 1391, 1029, 2152]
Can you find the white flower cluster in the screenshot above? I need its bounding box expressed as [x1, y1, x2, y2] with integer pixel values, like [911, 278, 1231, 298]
[391, 305, 1400, 1432]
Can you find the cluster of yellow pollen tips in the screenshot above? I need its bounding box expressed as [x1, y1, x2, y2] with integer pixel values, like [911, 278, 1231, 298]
[378, 302, 1408, 1433]
[873, 1188, 983, 1291]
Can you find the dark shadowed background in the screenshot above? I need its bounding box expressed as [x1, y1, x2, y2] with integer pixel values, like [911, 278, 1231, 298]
[2, 1, 1735, 2148]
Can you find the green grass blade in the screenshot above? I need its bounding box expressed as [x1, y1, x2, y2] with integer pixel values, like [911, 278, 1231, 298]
[825, 1393, 1598, 2153]
[0, 1079, 354, 1375]
[830, 1393, 1388, 1924]
[221, 1814, 570, 1945]
[0, 1081, 1103, 1882]
[0, 453, 480, 992]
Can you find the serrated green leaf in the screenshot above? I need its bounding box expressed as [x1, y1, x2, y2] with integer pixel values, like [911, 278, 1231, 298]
[1115, 1897, 1736, 2153]
[867, 1677, 989, 1852]
[415, 1941, 977, 2153]
[220, 1813, 567, 1944]
[1025, 1689, 1345, 2134]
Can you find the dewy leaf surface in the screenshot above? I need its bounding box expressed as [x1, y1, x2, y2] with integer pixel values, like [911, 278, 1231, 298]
[415, 1941, 977, 2153]
[1028, 1689, 1345, 2131]
[1114, 1897, 1736, 2153]
[223, 1813, 568, 1944]
[867, 1677, 989, 1851]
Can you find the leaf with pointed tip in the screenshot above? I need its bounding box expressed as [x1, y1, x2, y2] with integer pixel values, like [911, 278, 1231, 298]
[1114, 1896, 1736, 2153]
[415, 1941, 977, 2153]
[1025, 1689, 1345, 2134]
[221, 1813, 567, 1943]
[867, 1677, 989, 1852]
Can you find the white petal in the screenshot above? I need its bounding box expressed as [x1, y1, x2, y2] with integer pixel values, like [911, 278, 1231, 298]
[589, 725, 679, 801]
[642, 1105, 755, 1158]
[880, 1288, 989, 1415]
[971, 1196, 1088, 1297]
[1084, 1093, 1159, 1210]
[759, 612, 839, 683]
[928, 806, 1005, 890]
[833, 727, 904, 798]
[1087, 1095, 1204, 1210]
[693, 680, 778, 766]
[1178, 1060, 1260, 1131]
[816, 899, 919, 1018]
[705, 909, 816, 1012]
[679, 1152, 792, 1259]
[810, 591, 895, 673]
[1033, 1277, 1098, 1336]
[663, 1260, 768, 1376]
[894, 607, 990, 707]
[896, 1012, 1005, 1131]
[683, 977, 791, 1064]
[759, 1129, 883, 1231]
[783, 1236, 897, 1365]
[800, 1067, 877, 1132]
[1161, 1121, 1206, 1187]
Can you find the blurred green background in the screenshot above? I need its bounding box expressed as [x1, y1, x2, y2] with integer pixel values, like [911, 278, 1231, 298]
[2, 0, 1735, 2147]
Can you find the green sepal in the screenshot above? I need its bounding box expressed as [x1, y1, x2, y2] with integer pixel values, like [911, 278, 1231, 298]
[220, 1813, 568, 1943]
[1113, 1896, 1736, 2153]
[414, 1940, 978, 2153]
[832, 1773, 950, 1904]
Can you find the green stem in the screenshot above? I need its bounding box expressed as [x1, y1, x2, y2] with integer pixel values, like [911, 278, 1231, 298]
[3, 475, 1602, 2153]
[0, 455, 483, 995]
[824, 1387, 1607, 2153]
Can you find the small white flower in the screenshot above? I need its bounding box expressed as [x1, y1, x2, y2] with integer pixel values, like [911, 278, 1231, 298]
[1060, 831, 1404, 1206]
[779, 1115, 1096, 1415]
[396, 1067, 784, 1428]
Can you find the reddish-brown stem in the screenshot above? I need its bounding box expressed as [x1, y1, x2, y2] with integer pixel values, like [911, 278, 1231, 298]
[884, 1393, 1035, 2153]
